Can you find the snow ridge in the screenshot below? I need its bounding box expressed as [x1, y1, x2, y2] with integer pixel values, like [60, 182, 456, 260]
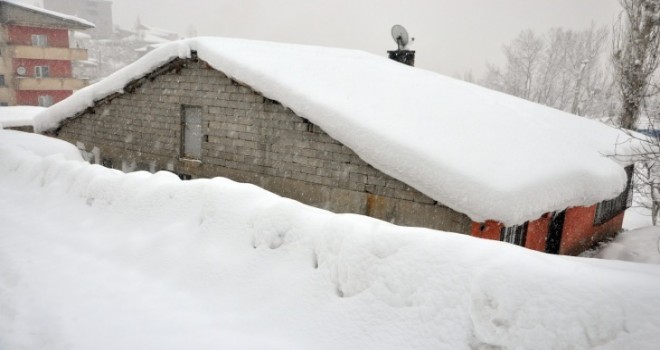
[1, 139, 660, 349]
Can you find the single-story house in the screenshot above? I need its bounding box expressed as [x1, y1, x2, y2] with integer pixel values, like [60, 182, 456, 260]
[33, 37, 639, 255]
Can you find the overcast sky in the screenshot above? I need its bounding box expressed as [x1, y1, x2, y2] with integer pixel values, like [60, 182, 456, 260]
[34, 0, 623, 77]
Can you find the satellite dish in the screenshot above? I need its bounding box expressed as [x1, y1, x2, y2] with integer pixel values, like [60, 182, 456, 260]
[391, 24, 409, 50]
[16, 66, 27, 76]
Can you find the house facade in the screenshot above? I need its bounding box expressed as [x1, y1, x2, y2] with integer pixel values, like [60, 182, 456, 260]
[54, 56, 473, 234]
[0, 0, 93, 107]
[41, 39, 635, 255]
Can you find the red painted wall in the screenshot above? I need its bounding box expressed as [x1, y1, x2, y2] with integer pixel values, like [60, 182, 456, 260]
[13, 59, 72, 78]
[16, 90, 72, 106]
[471, 220, 503, 241]
[7, 25, 70, 48]
[471, 215, 551, 252]
[525, 214, 551, 251]
[560, 206, 624, 255]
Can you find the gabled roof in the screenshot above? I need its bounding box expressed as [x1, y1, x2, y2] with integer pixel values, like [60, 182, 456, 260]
[34, 37, 641, 225]
[0, 0, 95, 29]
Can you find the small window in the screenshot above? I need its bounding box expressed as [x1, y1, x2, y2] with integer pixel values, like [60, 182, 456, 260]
[178, 173, 192, 180]
[501, 223, 527, 246]
[181, 105, 203, 159]
[0, 102, 8, 107]
[101, 158, 113, 169]
[38, 95, 53, 107]
[594, 165, 634, 225]
[35, 66, 49, 78]
[0, 75, 4, 86]
[31, 34, 48, 47]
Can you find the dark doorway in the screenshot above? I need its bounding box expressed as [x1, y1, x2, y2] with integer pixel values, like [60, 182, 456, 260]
[546, 210, 566, 254]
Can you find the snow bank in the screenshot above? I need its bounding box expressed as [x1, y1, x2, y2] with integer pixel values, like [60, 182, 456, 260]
[34, 37, 640, 225]
[0, 106, 45, 129]
[1, 139, 660, 349]
[0, 129, 83, 161]
[593, 226, 660, 265]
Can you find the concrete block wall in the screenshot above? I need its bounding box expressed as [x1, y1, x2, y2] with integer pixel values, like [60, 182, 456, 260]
[57, 57, 471, 233]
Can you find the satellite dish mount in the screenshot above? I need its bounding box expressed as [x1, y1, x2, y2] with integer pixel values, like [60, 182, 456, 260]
[387, 25, 416, 66]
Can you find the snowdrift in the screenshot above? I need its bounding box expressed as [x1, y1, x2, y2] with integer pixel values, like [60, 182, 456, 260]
[1, 136, 660, 349]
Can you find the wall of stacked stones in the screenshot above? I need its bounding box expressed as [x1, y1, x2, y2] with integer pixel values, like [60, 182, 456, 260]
[57, 58, 471, 233]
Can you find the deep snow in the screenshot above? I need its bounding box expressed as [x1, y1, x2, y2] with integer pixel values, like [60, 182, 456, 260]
[1, 132, 660, 349]
[34, 37, 641, 226]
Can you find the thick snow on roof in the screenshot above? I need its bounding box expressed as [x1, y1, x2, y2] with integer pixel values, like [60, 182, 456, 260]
[1, 142, 660, 349]
[0, 106, 44, 129]
[1, 0, 95, 28]
[34, 37, 640, 225]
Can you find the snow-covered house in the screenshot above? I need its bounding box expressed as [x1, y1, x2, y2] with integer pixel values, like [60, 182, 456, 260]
[33, 37, 639, 255]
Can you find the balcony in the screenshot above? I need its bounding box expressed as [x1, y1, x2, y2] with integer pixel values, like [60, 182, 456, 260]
[0, 87, 10, 100]
[11, 45, 88, 61]
[16, 77, 87, 90]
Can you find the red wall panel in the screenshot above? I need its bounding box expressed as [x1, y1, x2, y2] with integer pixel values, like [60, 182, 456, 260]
[560, 206, 624, 255]
[525, 214, 551, 252]
[471, 220, 503, 241]
[16, 90, 72, 106]
[13, 59, 72, 78]
[7, 25, 70, 48]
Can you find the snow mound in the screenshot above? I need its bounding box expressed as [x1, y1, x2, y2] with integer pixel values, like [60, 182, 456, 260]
[34, 37, 640, 225]
[0, 129, 83, 161]
[1, 138, 660, 349]
[594, 226, 660, 265]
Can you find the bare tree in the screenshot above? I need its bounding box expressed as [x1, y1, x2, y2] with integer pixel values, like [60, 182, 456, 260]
[612, 0, 660, 225]
[483, 25, 610, 118]
[612, 0, 660, 129]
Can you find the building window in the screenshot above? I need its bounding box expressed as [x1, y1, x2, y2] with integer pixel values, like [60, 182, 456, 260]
[101, 158, 113, 169]
[31, 34, 48, 47]
[38, 95, 54, 107]
[0, 75, 4, 86]
[594, 165, 634, 225]
[501, 223, 528, 246]
[35, 66, 49, 78]
[181, 105, 203, 159]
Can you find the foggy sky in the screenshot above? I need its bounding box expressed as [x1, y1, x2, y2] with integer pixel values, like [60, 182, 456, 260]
[36, 0, 624, 77]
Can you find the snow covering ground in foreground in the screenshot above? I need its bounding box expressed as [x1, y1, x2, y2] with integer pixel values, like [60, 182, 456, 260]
[593, 226, 660, 265]
[34, 37, 641, 226]
[2, 134, 660, 349]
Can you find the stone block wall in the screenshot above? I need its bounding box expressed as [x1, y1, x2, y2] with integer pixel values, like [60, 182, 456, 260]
[56, 57, 471, 233]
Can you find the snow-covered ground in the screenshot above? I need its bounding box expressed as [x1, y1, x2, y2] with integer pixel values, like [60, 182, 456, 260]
[582, 206, 660, 265]
[2, 132, 660, 349]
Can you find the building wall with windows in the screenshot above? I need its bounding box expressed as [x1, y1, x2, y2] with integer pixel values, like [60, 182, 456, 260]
[0, 1, 92, 106]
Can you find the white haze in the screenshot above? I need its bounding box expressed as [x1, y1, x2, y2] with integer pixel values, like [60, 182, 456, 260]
[24, 0, 622, 77]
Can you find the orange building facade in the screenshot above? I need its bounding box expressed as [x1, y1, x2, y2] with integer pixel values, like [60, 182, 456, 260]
[0, 1, 93, 107]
